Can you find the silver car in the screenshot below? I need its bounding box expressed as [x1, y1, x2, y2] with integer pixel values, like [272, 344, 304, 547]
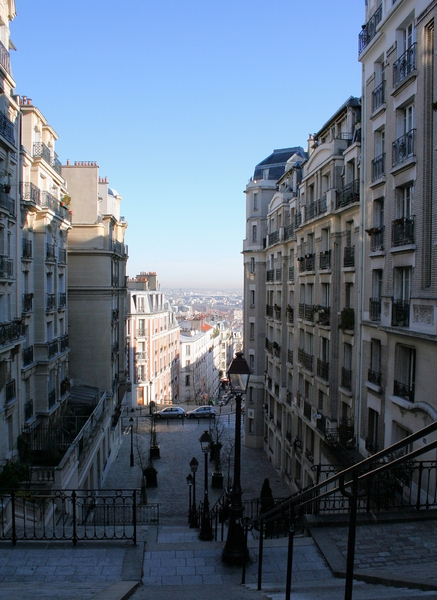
[187, 406, 217, 419]
[154, 406, 186, 419]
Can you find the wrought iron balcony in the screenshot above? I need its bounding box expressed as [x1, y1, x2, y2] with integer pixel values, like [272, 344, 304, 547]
[46, 293, 56, 312]
[46, 243, 56, 261]
[274, 305, 281, 320]
[22, 345, 34, 367]
[304, 400, 312, 421]
[0, 110, 14, 144]
[58, 248, 67, 264]
[286, 305, 294, 324]
[265, 338, 273, 355]
[287, 349, 293, 365]
[0, 319, 25, 347]
[24, 399, 34, 421]
[48, 389, 56, 408]
[392, 216, 414, 247]
[298, 303, 314, 322]
[393, 129, 415, 166]
[22, 293, 33, 313]
[112, 309, 119, 322]
[22, 239, 32, 259]
[319, 250, 331, 270]
[60, 334, 69, 352]
[135, 351, 148, 361]
[294, 212, 302, 228]
[367, 226, 384, 251]
[275, 268, 282, 282]
[266, 304, 274, 318]
[305, 197, 327, 222]
[112, 276, 119, 287]
[266, 269, 274, 282]
[393, 43, 416, 87]
[339, 307, 355, 331]
[317, 306, 330, 327]
[5, 380, 16, 404]
[33, 142, 51, 164]
[341, 367, 352, 390]
[21, 182, 42, 205]
[394, 379, 414, 402]
[371, 153, 385, 181]
[137, 329, 146, 337]
[343, 246, 355, 268]
[48, 339, 59, 358]
[284, 224, 295, 241]
[303, 253, 315, 272]
[358, 4, 382, 55]
[273, 343, 280, 358]
[368, 368, 382, 387]
[268, 230, 280, 246]
[58, 292, 67, 308]
[0, 255, 13, 278]
[369, 298, 381, 321]
[0, 40, 11, 75]
[391, 299, 410, 327]
[298, 347, 313, 372]
[372, 80, 385, 111]
[288, 266, 294, 282]
[0, 187, 15, 216]
[336, 180, 359, 209]
[317, 358, 329, 381]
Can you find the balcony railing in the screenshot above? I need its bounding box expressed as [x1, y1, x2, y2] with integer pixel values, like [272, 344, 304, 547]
[319, 250, 331, 270]
[367, 226, 384, 251]
[24, 399, 33, 421]
[58, 292, 67, 308]
[317, 306, 330, 327]
[137, 329, 146, 337]
[274, 305, 281, 320]
[287, 349, 293, 365]
[22, 293, 33, 313]
[303, 253, 315, 272]
[336, 180, 359, 209]
[5, 380, 16, 404]
[288, 266, 294, 282]
[393, 43, 416, 87]
[0, 319, 25, 347]
[58, 248, 67, 264]
[266, 269, 274, 282]
[317, 358, 329, 381]
[393, 129, 415, 166]
[372, 80, 385, 111]
[343, 246, 355, 268]
[0, 255, 13, 278]
[136, 351, 147, 361]
[369, 298, 381, 321]
[368, 368, 382, 387]
[60, 334, 69, 352]
[294, 213, 302, 228]
[265, 339, 273, 355]
[358, 4, 382, 55]
[46, 243, 56, 261]
[305, 197, 327, 222]
[392, 300, 410, 327]
[21, 182, 42, 205]
[33, 142, 51, 164]
[22, 239, 33, 259]
[48, 389, 56, 408]
[275, 268, 282, 282]
[304, 400, 312, 421]
[112, 309, 119, 322]
[298, 303, 314, 322]
[341, 367, 352, 390]
[284, 224, 295, 241]
[22, 345, 34, 367]
[298, 348, 313, 372]
[394, 379, 414, 402]
[46, 293, 56, 312]
[112, 276, 119, 287]
[268, 230, 280, 246]
[0, 40, 11, 75]
[392, 216, 414, 247]
[371, 153, 385, 181]
[266, 304, 274, 318]
[48, 339, 59, 359]
[0, 110, 14, 144]
[286, 305, 294, 324]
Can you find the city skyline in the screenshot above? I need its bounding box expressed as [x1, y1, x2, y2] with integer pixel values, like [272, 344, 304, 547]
[11, 1, 362, 289]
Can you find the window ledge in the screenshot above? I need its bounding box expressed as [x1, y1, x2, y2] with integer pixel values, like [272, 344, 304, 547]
[365, 381, 382, 394]
[390, 394, 413, 409]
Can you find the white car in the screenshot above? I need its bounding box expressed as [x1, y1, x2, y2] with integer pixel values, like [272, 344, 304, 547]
[187, 406, 217, 419]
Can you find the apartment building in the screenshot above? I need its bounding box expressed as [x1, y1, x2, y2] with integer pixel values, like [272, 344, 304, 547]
[126, 272, 180, 408]
[242, 147, 306, 450]
[359, 0, 437, 454]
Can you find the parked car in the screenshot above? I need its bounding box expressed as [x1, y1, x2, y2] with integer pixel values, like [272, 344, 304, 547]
[187, 406, 217, 419]
[154, 406, 186, 419]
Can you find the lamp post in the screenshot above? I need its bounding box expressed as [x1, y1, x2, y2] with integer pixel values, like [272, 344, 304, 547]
[186, 474, 193, 524]
[129, 416, 134, 467]
[222, 351, 251, 565]
[199, 430, 213, 541]
[189, 457, 199, 528]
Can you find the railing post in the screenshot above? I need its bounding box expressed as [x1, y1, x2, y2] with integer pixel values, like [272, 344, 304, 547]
[72, 490, 77, 546]
[416, 462, 423, 511]
[257, 520, 264, 591]
[11, 490, 17, 546]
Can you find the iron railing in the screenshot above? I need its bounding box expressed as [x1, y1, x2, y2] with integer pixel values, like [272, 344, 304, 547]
[5, 380, 16, 403]
[358, 4, 382, 55]
[336, 180, 359, 209]
[22, 239, 32, 258]
[266, 304, 273, 318]
[22, 346, 34, 367]
[0, 110, 14, 144]
[319, 250, 331, 270]
[368, 368, 382, 387]
[0, 40, 11, 75]
[0, 189, 14, 215]
[20, 182, 41, 204]
[341, 367, 352, 390]
[58, 292, 67, 308]
[392, 216, 414, 246]
[317, 358, 329, 381]
[22, 293, 33, 313]
[298, 348, 313, 372]
[47, 339, 58, 359]
[368, 226, 384, 251]
[372, 80, 385, 111]
[369, 298, 381, 321]
[288, 266, 294, 281]
[393, 43, 416, 87]
[371, 153, 385, 181]
[394, 378, 414, 402]
[46, 293, 56, 312]
[0, 319, 25, 346]
[268, 230, 280, 246]
[284, 224, 295, 241]
[60, 334, 69, 352]
[391, 299, 410, 327]
[266, 269, 274, 282]
[392, 129, 415, 166]
[343, 246, 355, 267]
[0, 255, 13, 278]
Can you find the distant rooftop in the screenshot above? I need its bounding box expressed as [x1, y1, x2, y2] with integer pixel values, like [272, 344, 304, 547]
[253, 147, 306, 181]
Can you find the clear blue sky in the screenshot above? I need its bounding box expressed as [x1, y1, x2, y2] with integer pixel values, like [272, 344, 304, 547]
[11, 1, 363, 290]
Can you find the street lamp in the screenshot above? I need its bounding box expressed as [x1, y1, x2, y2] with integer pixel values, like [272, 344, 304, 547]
[186, 474, 194, 524]
[199, 430, 213, 541]
[129, 417, 134, 467]
[222, 351, 251, 565]
[189, 457, 199, 528]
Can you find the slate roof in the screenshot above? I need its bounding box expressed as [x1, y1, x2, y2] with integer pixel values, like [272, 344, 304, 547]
[253, 146, 306, 181]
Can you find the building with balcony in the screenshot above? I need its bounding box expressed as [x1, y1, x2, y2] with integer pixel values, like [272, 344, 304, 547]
[126, 272, 180, 408]
[61, 163, 128, 445]
[359, 0, 437, 456]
